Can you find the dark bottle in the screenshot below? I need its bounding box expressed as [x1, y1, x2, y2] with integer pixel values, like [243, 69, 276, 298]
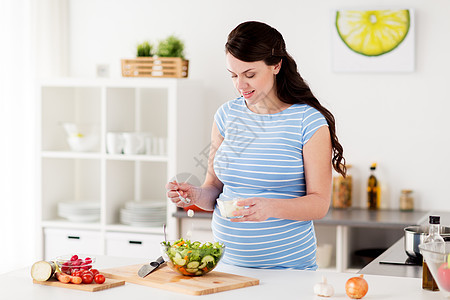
[422, 215, 445, 291]
[367, 163, 380, 210]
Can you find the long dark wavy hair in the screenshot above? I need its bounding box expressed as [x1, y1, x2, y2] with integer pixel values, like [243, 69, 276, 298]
[226, 21, 346, 176]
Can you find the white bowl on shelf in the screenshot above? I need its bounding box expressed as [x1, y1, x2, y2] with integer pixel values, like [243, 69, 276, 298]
[66, 135, 98, 152]
[62, 122, 99, 152]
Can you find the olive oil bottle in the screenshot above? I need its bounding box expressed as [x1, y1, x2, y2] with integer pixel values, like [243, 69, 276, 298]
[422, 215, 444, 291]
[367, 163, 380, 209]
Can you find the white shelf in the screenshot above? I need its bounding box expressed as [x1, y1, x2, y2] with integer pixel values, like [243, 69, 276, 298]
[105, 224, 164, 234]
[40, 220, 166, 235]
[105, 154, 168, 162]
[39, 77, 182, 89]
[42, 151, 101, 159]
[41, 219, 101, 230]
[37, 77, 205, 260]
[42, 151, 169, 162]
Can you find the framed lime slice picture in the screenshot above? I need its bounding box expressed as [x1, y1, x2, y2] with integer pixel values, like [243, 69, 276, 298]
[336, 9, 410, 57]
[332, 8, 415, 72]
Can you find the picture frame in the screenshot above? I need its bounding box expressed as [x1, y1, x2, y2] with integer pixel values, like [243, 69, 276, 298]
[331, 8, 415, 73]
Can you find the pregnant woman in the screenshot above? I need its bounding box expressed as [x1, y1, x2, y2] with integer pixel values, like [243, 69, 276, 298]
[166, 21, 346, 270]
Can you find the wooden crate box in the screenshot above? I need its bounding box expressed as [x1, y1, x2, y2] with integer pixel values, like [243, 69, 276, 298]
[121, 57, 189, 78]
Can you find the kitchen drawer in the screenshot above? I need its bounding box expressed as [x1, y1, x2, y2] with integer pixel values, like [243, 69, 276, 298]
[105, 232, 163, 259]
[44, 228, 103, 260]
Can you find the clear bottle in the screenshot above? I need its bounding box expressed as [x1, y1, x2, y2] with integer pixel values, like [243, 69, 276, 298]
[422, 215, 445, 291]
[367, 163, 380, 210]
[332, 165, 352, 209]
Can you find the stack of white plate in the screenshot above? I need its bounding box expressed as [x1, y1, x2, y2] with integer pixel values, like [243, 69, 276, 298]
[58, 202, 100, 222]
[120, 201, 166, 227]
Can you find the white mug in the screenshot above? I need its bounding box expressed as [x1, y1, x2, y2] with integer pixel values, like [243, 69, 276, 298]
[122, 132, 144, 155]
[145, 136, 153, 155]
[106, 132, 124, 154]
[138, 132, 153, 155]
[151, 137, 159, 155]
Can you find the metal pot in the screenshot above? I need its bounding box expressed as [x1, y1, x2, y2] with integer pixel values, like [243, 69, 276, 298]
[404, 225, 450, 261]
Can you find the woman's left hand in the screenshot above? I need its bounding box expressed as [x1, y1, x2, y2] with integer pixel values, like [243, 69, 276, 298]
[231, 197, 272, 222]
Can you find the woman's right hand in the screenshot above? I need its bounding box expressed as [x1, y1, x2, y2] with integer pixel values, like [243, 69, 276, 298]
[165, 181, 199, 208]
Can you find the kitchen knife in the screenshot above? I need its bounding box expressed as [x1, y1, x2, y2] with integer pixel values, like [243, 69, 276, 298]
[138, 256, 165, 278]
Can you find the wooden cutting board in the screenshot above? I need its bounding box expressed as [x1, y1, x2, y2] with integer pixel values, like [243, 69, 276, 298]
[33, 277, 125, 292]
[101, 263, 259, 295]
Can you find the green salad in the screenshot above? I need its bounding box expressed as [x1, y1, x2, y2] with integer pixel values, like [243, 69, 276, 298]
[161, 238, 225, 276]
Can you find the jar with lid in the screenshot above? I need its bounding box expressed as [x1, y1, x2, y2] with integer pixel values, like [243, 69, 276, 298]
[399, 189, 414, 211]
[332, 165, 352, 209]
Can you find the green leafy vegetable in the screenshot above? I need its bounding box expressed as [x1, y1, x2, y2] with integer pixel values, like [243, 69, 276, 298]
[162, 238, 224, 276]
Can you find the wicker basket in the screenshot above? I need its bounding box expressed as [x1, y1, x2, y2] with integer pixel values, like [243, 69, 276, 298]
[121, 57, 189, 78]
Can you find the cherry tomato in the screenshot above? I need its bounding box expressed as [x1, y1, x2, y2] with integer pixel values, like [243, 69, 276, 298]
[73, 259, 83, 266]
[73, 270, 83, 277]
[81, 264, 92, 270]
[81, 273, 94, 284]
[91, 269, 99, 276]
[94, 274, 105, 284]
[70, 268, 80, 275]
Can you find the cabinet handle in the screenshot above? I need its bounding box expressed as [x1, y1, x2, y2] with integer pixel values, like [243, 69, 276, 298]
[67, 236, 80, 240]
[129, 240, 142, 245]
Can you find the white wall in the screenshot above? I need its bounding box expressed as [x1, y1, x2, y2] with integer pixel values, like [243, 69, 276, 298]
[67, 0, 450, 211]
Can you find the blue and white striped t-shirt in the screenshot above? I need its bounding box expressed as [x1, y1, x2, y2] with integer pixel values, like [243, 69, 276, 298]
[211, 97, 328, 270]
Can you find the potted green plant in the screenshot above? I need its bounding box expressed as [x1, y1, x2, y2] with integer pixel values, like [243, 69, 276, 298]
[136, 41, 153, 57]
[122, 35, 188, 78]
[156, 35, 185, 58]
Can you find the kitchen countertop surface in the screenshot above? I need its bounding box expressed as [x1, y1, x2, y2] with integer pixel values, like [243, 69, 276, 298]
[315, 208, 429, 228]
[1, 255, 446, 300]
[359, 237, 422, 278]
[175, 209, 450, 274]
[176, 208, 435, 228]
[359, 211, 450, 278]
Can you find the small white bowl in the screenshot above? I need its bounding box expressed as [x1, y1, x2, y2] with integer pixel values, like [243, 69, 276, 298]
[67, 135, 98, 152]
[217, 198, 245, 219]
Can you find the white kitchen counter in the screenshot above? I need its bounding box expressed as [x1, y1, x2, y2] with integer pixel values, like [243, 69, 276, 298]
[0, 256, 445, 300]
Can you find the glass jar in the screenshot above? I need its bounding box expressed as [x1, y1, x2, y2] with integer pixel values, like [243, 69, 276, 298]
[332, 165, 352, 209]
[399, 189, 414, 211]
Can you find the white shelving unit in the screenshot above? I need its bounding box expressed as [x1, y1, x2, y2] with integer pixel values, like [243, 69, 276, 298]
[36, 77, 205, 260]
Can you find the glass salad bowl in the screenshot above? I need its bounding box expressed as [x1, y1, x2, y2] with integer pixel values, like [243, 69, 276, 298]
[55, 254, 96, 275]
[419, 242, 450, 298]
[161, 239, 225, 276]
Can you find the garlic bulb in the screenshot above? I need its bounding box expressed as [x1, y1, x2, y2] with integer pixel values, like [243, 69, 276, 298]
[314, 276, 334, 297]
